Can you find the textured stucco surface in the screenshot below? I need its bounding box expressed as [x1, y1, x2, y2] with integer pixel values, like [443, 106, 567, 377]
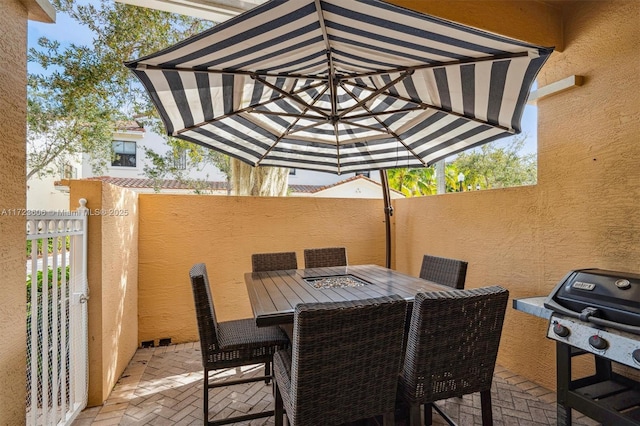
[387, 0, 563, 50]
[0, 0, 28, 421]
[100, 184, 139, 404]
[137, 195, 387, 344]
[394, 1, 640, 391]
[69, 181, 139, 406]
[49, 0, 640, 407]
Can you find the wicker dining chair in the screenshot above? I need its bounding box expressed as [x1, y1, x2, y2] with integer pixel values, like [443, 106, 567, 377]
[399, 286, 509, 426]
[303, 247, 348, 268]
[273, 296, 408, 426]
[419, 254, 469, 289]
[251, 251, 298, 272]
[189, 263, 289, 426]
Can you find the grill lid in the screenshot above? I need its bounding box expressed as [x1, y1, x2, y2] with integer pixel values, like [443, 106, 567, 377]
[544, 268, 640, 335]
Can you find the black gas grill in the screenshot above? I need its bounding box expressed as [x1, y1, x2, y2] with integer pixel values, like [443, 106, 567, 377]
[545, 268, 640, 335]
[544, 268, 640, 425]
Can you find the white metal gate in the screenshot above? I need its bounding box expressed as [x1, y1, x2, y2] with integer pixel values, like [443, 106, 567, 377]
[26, 200, 89, 426]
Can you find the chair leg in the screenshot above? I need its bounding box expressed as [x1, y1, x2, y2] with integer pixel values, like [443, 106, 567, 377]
[382, 412, 395, 426]
[432, 403, 455, 426]
[409, 403, 422, 426]
[265, 361, 271, 385]
[274, 380, 283, 426]
[424, 402, 434, 425]
[480, 389, 493, 426]
[203, 368, 209, 426]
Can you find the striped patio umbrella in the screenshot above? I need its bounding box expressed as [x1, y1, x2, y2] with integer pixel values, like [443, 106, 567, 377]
[126, 0, 552, 266]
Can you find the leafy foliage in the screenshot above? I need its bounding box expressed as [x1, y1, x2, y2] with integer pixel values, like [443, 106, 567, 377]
[27, 0, 211, 179]
[26, 236, 70, 258]
[387, 167, 437, 197]
[453, 135, 537, 190]
[141, 138, 232, 193]
[26, 266, 70, 302]
[387, 136, 536, 196]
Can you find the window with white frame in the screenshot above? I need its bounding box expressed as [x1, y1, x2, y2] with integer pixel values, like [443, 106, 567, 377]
[61, 163, 77, 179]
[112, 141, 137, 167]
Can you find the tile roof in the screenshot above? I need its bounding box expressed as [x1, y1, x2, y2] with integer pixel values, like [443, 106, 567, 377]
[60, 175, 399, 195]
[83, 176, 323, 193]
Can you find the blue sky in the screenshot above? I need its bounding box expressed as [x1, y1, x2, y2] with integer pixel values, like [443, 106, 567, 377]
[27, 5, 538, 155]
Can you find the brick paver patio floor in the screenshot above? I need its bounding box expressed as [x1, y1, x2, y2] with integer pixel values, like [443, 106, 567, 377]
[72, 343, 599, 425]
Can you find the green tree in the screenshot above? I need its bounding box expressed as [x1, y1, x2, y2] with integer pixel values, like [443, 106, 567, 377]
[387, 167, 437, 197]
[452, 135, 536, 190]
[387, 136, 535, 196]
[29, 0, 290, 195]
[142, 138, 232, 194]
[28, 0, 209, 179]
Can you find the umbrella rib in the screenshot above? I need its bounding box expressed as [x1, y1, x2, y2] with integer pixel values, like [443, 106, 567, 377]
[341, 82, 427, 167]
[274, 86, 331, 135]
[334, 121, 341, 174]
[255, 85, 330, 166]
[341, 81, 515, 133]
[314, 0, 341, 173]
[175, 81, 328, 135]
[285, 120, 329, 135]
[338, 120, 391, 134]
[335, 51, 530, 81]
[251, 111, 327, 120]
[314, 0, 340, 174]
[135, 64, 329, 82]
[253, 83, 331, 122]
[345, 107, 425, 120]
[253, 75, 329, 118]
[337, 71, 413, 119]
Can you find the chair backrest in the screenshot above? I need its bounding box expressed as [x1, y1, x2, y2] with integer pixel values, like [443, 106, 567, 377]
[251, 252, 298, 272]
[288, 296, 407, 425]
[401, 286, 509, 404]
[419, 254, 468, 289]
[303, 247, 348, 268]
[189, 263, 220, 366]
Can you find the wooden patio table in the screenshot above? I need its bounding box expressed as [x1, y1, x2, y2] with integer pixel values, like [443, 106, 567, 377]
[244, 264, 450, 327]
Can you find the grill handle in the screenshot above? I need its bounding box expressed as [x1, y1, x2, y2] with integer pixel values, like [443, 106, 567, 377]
[545, 298, 640, 335]
[588, 316, 640, 335]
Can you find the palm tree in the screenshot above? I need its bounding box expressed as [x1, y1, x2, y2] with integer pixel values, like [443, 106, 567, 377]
[387, 167, 437, 197]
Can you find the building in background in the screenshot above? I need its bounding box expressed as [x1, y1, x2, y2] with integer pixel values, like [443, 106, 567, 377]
[28, 123, 394, 209]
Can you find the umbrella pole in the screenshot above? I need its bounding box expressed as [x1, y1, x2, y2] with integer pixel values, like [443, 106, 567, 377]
[380, 170, 393, 268]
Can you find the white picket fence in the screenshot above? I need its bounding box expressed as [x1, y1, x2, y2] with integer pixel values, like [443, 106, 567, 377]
[26, 200, 89, 426]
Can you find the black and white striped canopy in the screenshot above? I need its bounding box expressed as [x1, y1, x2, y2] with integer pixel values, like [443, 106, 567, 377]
[126, 0, 552, 174]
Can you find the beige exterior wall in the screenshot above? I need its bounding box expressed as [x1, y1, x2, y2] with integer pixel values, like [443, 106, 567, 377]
[137, 194, 387, 344]
[4, 0, 632, 409]
[69, 181, 139, 406]
[0, 0, 53, 419]
[0, 0, 29, 420]
[388, 0, 563, 50]
[121, 0, 638, 396]
[394, 1, 640, 390]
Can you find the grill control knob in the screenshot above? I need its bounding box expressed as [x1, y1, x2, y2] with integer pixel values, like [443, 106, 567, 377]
[633, 349, 640, 365]
[553, 322, 570, 337]
[615, 279, 631, 290]
[589, 335, 608, 350]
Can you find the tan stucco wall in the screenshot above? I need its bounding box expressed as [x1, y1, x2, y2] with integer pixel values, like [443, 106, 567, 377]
[0, 0, 28, 420]
[395, 1, 640, 391]
[69, 181, 139, 406]
[137, 195, 387, 344]
[387, 0, 563, 50]
[15, 0, 633, 408]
